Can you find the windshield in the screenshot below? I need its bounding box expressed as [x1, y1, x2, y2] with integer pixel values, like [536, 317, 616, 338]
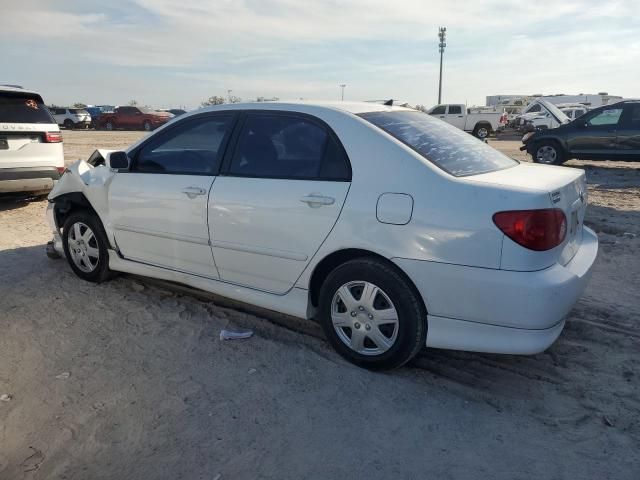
[69, 108, 89, 114]
[0, 92, 55, 123]
[359, 110, 518, 177]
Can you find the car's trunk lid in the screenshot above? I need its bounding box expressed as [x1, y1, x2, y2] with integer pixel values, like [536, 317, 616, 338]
[465, 162, 587, 266]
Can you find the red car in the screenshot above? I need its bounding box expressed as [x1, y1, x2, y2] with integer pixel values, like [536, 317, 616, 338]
[97, 106, 172, 131]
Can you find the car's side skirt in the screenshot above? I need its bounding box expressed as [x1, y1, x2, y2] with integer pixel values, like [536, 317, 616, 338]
[107, 250, 310, 320]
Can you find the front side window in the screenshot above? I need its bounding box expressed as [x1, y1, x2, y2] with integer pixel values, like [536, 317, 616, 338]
[359, 110, 518, 177]
[229, 114, 349, 180]
[430, 105, 446, 115]
[134, 115, 232, 174]
[587, 108, 623, 126]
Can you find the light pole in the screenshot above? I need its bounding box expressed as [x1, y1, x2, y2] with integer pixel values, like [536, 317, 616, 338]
[339, 84, 346, 101]
[438, 27, 446, 104]
[227, 89, 232, 103]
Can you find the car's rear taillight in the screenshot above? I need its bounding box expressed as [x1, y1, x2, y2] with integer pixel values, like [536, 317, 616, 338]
[44, 131, 63, 143]
[493, 209, 567, 251]
[56, 167, 66, 175]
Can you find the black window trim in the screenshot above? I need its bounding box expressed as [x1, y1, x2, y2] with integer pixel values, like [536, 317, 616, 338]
[219, 109, 352, 182]
[126, 111, 239, 176]
[619, 102, 640, 129]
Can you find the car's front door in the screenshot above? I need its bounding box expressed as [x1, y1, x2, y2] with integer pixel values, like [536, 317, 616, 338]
[208, 112, 351, 294]
[617, 103, 640, 158]
[108, 113, 236, 277]
[566, 106, 623, 158]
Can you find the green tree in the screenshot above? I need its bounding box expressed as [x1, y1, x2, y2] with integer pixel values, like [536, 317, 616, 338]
[128, 99, 138, 106]
[73, 102, 87, 108]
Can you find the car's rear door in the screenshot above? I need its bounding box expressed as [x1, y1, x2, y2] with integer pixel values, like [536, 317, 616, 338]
[616, 103, 640, 157]
[208, 111, 351, 294]
[108, 113, 236, 277]
[444, 105, 466, 130]
[566, 106, 623, 158]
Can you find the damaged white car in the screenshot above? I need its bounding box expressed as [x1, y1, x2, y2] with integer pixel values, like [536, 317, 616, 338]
[46, 102, 598, 369]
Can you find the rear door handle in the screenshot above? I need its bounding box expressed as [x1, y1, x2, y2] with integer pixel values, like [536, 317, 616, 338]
[300, 194, 335, 208]
[181, 186, 207, 199]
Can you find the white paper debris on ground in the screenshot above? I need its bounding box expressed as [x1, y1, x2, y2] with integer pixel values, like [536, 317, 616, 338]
[219, 328, 253, 341]
[55, 372, 71, 380]
[0, 393, 12, 402]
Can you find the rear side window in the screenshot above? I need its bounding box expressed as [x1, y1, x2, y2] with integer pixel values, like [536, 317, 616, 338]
[621, 104, 640, 128]
[229, 113, 350, 180]
[0, 92, 55, 123]
[359, 110, 518, 177]
[134, 115, 233, 175]
[448, 105, 462, 115]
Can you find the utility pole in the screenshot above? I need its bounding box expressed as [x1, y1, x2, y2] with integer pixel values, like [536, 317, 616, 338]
[227, 89, 232, 103]
[438, 27, 447, 104]
[339, 84, 346, 101]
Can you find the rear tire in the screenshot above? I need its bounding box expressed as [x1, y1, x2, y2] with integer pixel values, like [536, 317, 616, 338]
[473, 123, 491, 139]
[62, 211, 113, 283]
[318, 258, 427, 370]
[105, 121, 115, 131]
[533, 141, 565, 165]
[143, 121, 152, 131]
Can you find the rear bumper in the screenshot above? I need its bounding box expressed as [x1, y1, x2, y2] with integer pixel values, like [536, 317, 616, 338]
[393, 226, 598, 354]
[0, 167, 60, 193]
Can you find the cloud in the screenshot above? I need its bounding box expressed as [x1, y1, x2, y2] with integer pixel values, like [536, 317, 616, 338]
[1, 0, 638, 108]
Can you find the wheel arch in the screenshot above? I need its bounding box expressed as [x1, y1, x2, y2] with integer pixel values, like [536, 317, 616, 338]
[307, 248, 427, 314]
[50, 192, 101, 232]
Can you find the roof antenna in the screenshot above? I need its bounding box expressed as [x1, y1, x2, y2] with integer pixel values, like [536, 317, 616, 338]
[383, 99, 394, 106]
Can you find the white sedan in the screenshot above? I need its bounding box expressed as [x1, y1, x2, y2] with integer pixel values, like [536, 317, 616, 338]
[46, 101, 598, 369]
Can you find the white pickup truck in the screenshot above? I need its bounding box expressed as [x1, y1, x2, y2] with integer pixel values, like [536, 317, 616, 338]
[427, 104, 504, 139]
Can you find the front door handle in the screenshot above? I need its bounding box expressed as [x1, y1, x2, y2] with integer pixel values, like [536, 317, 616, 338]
[181, 186, 207, 199]
[300, 194, 335, 208]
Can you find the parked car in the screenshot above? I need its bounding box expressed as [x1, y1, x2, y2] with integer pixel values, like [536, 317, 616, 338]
[46, 102, 597, 369]
[85, 105, 115, 128]
[96, 106, 173, 131]
[560, 106, 589, 121]
[426, 103, 503, 139]
[158, 108, 186, 117]
[49, 107, 92, 129]
[522, 100, 640, 164]
[0, 85, 64, 194]
[518, 100, 571, 133]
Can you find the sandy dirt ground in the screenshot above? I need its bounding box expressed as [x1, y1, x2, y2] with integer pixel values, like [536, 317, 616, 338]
[0, 131, 638, 479]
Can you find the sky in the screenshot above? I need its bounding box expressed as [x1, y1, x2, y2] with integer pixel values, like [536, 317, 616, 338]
[1, 0, 639, 109]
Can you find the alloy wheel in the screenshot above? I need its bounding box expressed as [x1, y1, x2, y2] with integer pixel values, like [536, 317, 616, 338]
[536, 145, 557, 164]
[68, 222, 100, 273]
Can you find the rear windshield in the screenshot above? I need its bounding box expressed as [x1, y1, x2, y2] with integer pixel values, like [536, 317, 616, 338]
[359, 111, 518, 177]
[0, 92, 55, 124]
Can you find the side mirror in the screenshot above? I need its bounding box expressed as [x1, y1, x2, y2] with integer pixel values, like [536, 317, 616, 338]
[109, 151, 130, 169]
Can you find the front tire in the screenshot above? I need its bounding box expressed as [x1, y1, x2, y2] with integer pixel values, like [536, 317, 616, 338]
[533, 141, 565, 165]
[143, 121, 152, 131]
[105, 121, 115, 131]
[318, 258, 427, 370]
[63, 119, 74, 130]
[62, 211, 112, 283]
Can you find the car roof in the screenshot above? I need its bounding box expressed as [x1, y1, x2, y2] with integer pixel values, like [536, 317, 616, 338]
[194, 100, 414, 116]
[0, 84, 41, 96]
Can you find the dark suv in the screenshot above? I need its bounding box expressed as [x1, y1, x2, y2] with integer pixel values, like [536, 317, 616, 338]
[521, 100, 640, 164]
